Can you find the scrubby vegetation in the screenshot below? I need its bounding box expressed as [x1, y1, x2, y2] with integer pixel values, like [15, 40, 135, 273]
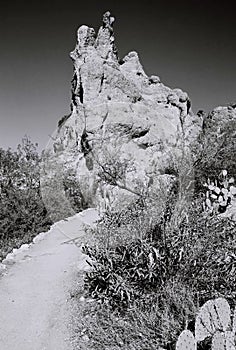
[78, 191, 235, 349]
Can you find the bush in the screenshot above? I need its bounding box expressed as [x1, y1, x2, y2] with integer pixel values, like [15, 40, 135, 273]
[63, 168, 89, 212]
[40, 151, 89, 222]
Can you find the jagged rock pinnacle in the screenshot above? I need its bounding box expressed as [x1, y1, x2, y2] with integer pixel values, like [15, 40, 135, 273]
[70, 11, 117, 62]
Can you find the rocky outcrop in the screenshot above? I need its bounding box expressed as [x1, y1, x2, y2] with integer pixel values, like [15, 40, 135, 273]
[45, 12, 201, 212]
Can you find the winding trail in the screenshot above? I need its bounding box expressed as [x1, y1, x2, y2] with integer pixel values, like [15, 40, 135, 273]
[0, 208, 99, 350]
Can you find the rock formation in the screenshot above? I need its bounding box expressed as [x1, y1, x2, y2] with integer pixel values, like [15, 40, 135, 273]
[44, 11, 201, 212]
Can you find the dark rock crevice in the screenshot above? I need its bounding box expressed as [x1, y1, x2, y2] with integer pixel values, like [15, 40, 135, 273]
[131, 128, 149, 139]
[78, 81, 84, 104]
[99, 73, 105, 93]
[58, 114, 71, 129]
[71, 69, 84, 106]
[77, 68, 84, 105]
[80, 129, 93, 170]
[137, 143, 149, 150]
[80, 129, 91, 156]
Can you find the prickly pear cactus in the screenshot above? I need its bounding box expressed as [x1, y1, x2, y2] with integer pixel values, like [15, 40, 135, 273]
[203, 170, 236, 213]
[195, 298, 231, 342]
[176, 330, 197, 350]
[176, 298, 236, 350]
[224, 332, 235, 350]
[212, 331, 235, 350]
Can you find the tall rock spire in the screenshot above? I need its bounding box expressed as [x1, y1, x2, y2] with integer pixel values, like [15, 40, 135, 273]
[70, 11, 117, 61]
[50, 12, 200, 212]
[69, 11, 120, 112]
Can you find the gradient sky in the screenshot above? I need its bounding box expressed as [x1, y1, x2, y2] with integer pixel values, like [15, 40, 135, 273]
[0, 0, 235, 150]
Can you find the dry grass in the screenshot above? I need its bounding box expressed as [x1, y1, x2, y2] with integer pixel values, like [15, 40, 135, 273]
[70, 292, 162, 350]
[69, 270, 198, 349]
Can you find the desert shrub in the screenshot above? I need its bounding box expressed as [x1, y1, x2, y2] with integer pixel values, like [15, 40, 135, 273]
[0, 137, 52, 259]
[63, 168, 89, 212]
[85, 198, 235, 300]
[39, 173, 74, 223]
[176, 202, 236, 306]
[82, 190, 171, 307]
[40, 152, 88, 222]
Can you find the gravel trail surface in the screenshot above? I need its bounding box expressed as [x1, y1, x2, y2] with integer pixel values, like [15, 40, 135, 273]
[0, 208, 98, 350]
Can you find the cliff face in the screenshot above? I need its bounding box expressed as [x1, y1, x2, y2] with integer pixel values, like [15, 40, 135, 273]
[47, 12, 201, 211]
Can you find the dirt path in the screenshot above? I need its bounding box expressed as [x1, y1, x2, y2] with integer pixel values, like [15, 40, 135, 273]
[0, 208, 99, 350]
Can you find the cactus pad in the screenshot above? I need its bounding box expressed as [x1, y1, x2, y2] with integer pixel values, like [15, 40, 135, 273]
[176, 330, 197, 350]
[212, 331, 235, 350]
[195, 298, 231, 342]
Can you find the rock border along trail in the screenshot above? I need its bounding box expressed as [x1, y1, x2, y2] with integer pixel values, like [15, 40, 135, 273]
[0, 208, 99, 350]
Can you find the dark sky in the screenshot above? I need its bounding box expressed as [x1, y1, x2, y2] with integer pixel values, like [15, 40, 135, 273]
[0, 0, 235, 150]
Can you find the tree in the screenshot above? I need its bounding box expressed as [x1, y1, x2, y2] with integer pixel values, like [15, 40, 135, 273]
[0, 137, 51, 259]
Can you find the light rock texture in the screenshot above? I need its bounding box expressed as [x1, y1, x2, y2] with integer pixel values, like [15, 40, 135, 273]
[44, 11, 201, 211]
